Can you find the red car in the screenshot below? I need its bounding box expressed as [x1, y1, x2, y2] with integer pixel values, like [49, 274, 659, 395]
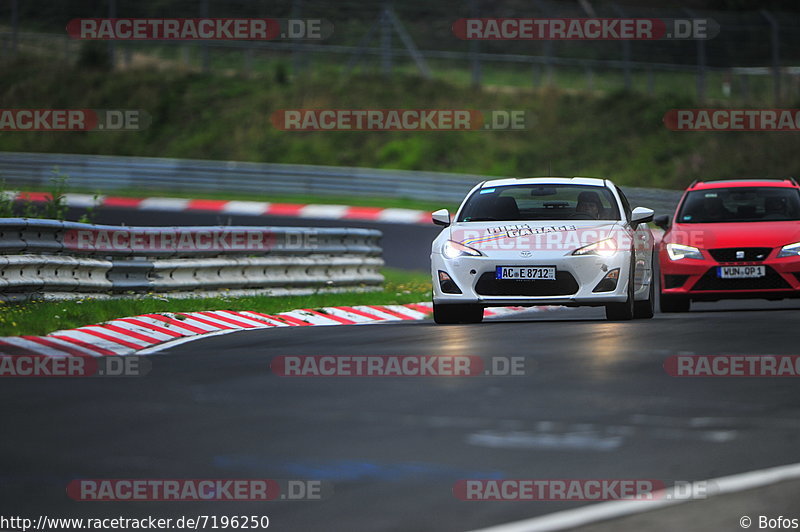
[656, 178, 800, 312]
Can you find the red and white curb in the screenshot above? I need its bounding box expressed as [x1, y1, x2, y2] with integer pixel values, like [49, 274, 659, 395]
[11, 191, 431, 225]
[11, 192, 668, 234]
[0, 303, 548, 357]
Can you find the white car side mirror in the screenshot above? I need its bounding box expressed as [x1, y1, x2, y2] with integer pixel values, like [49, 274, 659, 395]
[432, 209, 451, 227]
[631, 207, 654, 225]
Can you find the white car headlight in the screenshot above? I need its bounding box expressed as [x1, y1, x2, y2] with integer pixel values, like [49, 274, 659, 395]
[778, 242, 800, 258]
[666, 243, 704, 260]
[572, 238, 617, 257]
[442, 240, 483, 259]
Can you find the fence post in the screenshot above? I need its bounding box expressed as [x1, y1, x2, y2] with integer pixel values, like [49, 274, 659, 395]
[532, 0, 555, 85]
[108, 0, 117, 68]
[585, 63, 594, 91]
[200, 0, 210, 73]
[611, 4, 632, 90]
[343, 16, 380, 75]
[696, 36, 707, 103]
[291, 0, 304, 76]
[182, 46, 191, 69]
[685, 9, 706, 103]
[381, 3, 392, 77]
[385, 7, 431, 78]
[469, 0, 481, 88]
[11, 0, 19, 55]
[697, 39, 706, 103]
[244, 48, 253, 77]
[739, 74, 749, 102]
[761, 10, 780, 105]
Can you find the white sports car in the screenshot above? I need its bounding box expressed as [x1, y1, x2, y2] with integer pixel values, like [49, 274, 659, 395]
[430, 177, 656, 323]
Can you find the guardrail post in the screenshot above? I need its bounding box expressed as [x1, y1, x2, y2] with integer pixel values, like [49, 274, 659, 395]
[108, 260, 155, 293]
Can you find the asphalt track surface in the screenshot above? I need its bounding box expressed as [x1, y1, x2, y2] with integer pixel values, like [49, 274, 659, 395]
[3, 207, 799, 531]
[4, 301, 800, 531]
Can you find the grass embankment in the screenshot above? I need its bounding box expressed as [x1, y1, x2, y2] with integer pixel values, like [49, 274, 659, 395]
[0, 268, 432, 337]
[2, 55, 800, 190]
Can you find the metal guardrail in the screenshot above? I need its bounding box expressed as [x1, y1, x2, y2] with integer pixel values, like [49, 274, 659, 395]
[0, 151, 485, 204]
[0, 152, 684, 216]
[0, 218, 384, 300]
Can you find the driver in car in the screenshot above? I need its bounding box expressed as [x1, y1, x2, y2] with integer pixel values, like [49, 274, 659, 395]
[702, 196, 730, 221]
[575, 191, 603, 219]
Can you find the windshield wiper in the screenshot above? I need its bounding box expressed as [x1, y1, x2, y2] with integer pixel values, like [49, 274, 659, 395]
[463, 217, 500, 222]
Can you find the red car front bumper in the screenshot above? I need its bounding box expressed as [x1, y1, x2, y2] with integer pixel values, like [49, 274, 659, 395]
[659, 247, 800, 301]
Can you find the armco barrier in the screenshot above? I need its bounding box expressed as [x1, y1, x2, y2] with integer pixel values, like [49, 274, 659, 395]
[0, 152, 683, 216]
[0, 219, 384, 300]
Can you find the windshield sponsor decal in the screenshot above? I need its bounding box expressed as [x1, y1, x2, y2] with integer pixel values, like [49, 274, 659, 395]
[460, 224, 578, 247]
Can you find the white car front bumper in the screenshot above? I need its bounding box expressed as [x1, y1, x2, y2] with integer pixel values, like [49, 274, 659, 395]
[431, 249, 632, 307]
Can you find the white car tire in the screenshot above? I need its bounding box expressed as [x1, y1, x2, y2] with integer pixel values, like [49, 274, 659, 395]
[605, 257, 636, 321]
[634, 253, 655, 319]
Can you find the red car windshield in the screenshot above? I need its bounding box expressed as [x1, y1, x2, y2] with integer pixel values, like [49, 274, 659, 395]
[677, 187, 800, 223]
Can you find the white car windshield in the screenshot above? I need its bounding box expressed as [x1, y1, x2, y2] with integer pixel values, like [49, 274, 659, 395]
[458, 184, 621, 222]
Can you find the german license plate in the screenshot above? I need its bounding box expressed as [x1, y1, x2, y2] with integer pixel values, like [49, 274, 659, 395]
[496, 266, 556, 280]
[717, 265, 765, 279]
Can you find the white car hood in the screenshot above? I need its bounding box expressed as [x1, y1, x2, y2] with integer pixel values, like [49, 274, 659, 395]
[448, 220, 623, 258]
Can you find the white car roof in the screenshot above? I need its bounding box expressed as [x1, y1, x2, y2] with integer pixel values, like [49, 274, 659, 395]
[481, 177, 609, 188]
